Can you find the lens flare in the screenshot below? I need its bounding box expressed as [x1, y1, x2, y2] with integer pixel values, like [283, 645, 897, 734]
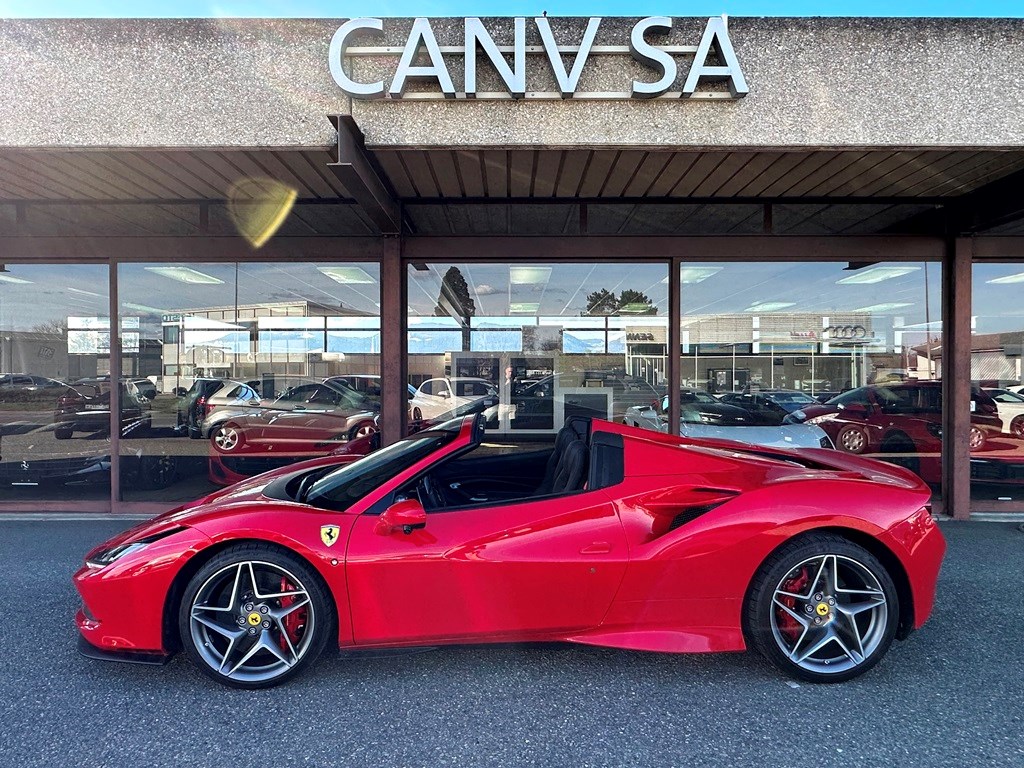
[227, 177, 297, 248]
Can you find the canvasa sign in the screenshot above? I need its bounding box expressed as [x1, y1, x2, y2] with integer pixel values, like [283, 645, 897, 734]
[330, 16, 748, 101]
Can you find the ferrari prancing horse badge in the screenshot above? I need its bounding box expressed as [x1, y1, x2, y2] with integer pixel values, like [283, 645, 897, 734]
[321, 525, 340, 547]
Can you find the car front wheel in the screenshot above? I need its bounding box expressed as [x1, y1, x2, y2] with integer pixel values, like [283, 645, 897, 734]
[178, 544, 333, 689]
[745, 534, 899, 683]
[211, 423, 244, 453]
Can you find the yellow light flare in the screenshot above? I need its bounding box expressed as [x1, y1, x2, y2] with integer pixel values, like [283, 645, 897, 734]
[227, 177, 297, 249]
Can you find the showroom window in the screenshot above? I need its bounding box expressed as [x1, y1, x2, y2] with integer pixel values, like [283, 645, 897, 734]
[407, 262, 669, 437]
[117, 262, 380, 502]
[674, 261, 945, 501]
[0, 264, 111, 506]
[970, 262, 1024, 506]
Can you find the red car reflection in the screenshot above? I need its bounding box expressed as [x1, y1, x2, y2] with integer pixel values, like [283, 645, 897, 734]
[79, 414, 944, 690]
[785, 381, 1002, 483]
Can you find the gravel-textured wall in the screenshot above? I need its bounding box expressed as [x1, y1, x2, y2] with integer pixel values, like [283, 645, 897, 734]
[2, 17, 1023, 149]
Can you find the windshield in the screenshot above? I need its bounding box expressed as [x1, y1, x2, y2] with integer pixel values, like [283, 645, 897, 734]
[304, 429, 457, 511]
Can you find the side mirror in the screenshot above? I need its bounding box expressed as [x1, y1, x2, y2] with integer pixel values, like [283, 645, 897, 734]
[438, 391, 451, 398]
[376, 498, 427, 536]
[248, 397, 261, 407]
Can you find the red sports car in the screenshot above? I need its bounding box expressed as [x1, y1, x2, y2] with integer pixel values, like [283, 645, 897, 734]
[75, 414, 945, 688]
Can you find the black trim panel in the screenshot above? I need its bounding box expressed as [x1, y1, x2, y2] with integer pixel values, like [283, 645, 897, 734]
[77, 635, 172, 666]
[589, 431, 624, 490]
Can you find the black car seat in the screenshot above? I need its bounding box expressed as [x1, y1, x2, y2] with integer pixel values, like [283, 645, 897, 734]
[535, 417, 591, 495]
[548, 439, 589, 495]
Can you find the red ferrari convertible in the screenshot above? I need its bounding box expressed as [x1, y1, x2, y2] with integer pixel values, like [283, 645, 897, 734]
[75, 414, 945, 688]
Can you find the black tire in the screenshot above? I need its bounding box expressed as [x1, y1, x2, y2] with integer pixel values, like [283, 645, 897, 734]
[745, 533, 899, 684]
[135, 454, 178, 490]
[177, 543, 334, 689]
[1012, 416, 1024, 438]
[880, 433, 921, 477]
[412, 407, 422, 422]
[54, 426, 73, 440]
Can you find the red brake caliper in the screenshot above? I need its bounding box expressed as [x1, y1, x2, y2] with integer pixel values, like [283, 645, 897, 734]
[279, 577, 306, 649]
[777, 567, 810, 642]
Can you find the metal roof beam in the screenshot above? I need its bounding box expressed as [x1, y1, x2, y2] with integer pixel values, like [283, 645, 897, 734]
[327, 115, 402, 234]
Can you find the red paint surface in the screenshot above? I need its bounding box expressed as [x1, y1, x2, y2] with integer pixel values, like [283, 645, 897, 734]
[75, 416, 945, 658]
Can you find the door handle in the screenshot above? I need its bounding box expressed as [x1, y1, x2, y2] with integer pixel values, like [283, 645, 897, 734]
[580, 541, 611, 555]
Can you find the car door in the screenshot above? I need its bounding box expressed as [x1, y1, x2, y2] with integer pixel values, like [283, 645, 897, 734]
[345, 491, 629, 645]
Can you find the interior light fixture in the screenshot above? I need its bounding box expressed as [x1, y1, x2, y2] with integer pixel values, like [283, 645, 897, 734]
[743, 301, 796, 312]
[509, 266, 552, 285]
[986, 271, 1024, 285]
[0, 273, 33, 284]
[509, 302, 540, 313]
[145, 267, 223, 285]
[318, 266, 376, 284]
[678, 266, 724, 284]
[836, 266, 919, 285]
[852, 302, 913, 313]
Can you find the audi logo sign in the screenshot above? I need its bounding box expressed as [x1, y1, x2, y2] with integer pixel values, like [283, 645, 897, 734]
[825, 325, 869, 339]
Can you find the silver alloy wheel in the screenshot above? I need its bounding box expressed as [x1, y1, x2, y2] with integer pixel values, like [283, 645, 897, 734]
[770, 554, 888, 675]
[968, 426, 985, 449]
[838, 427, 866, 453]
[189, 560, 314, 684]
[354, 423, 377, 439]
[213, 425, 240, 452]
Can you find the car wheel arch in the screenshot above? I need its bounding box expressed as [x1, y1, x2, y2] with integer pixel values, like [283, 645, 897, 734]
[741, 526, 915, 645]
[161, 537, 340, 655]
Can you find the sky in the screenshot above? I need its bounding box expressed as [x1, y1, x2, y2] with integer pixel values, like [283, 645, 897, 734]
[1, 0, 1022, 17]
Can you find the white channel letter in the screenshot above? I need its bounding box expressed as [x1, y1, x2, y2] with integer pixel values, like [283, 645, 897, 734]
[390, 18, 456, 98]
[535, 16, 601, 99]
[465, 17, 526, 98]
[630, 16, 677, 99]
[328, 18, 386, 99]
[682, 15, 749, 99]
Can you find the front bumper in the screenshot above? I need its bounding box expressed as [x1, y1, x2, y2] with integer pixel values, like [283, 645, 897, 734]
[74, 526, 212, 655]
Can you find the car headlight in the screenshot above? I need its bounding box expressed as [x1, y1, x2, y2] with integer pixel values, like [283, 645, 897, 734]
[791, 410, 806, 421]
[805, 414, 834, 425]
[85, 527, 184, 569]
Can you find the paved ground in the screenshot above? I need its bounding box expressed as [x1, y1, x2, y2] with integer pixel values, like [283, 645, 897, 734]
[0, 519, 1021, 767]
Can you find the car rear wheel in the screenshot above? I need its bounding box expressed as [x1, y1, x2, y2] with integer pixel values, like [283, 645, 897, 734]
[211, 423, 244, 453]
[745, 534, 899, 684]
[412, 407, 422, 421]
[178, 544, 333, 689]
[836, 425, 868, 454]
[54, 426, 73, 440]
[1011, 416, 1024, 437]
[968, 426, 986, 450]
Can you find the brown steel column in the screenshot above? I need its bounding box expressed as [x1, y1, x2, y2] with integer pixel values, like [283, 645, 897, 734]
[667, 258, 681, 435]
[941, 237, 972, 519]
[379, 236, 406, 446]
[108, 261, 121, 508]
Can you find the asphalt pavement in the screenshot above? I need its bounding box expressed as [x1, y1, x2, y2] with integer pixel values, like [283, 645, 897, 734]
[0, 518, 1022, 768]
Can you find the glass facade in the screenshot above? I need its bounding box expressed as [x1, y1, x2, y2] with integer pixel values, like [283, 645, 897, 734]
[0, 264, 111, 503]
[0, 252, 1017, 516]
[117, 262, 380, 502]
[970, 262, 1024, 504]
[406, 262, 669, 439]
[667, 262, 948, 500]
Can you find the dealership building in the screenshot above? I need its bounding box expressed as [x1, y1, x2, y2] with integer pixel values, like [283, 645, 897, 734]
[1, 15, 1023, 518]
